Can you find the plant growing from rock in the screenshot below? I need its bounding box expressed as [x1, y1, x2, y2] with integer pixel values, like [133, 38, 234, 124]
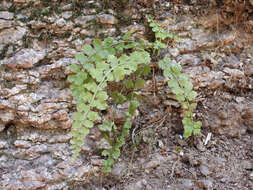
[67, 34, 151, 172]
[158, 58, 201, 138]
[148, 17, 202, 138]
[68, 17, 201, 173]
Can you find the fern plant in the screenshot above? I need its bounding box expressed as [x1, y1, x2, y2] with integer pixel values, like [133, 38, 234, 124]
[148, 17, 201, 138]
[158, 58, 201, 138]
[148, 16, 180, 56]
[68, 17, 201, 173]
[67, 34, 151, 172]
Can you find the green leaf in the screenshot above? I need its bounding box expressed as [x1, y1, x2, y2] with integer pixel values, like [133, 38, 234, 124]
[142, 65, 151, 76]
[128, 100, 139, 116]
[75, 53, 88, 64]
[123, 120, 132, 129]
[187, 91, 197, 101]
[111, 91, 127, 104]
[81, 91, 93, 102]
[190, 103, 197, 109]
[68, 64, 81, 73]
[112, 148, 120, 159]
[84, 80, 98, 93]
[175, 94, 185, 102]
[156, 41, 167, 49]
[77, 103, 89, 112]
[96, 61, 109, 71]
[102, 149, 110, 156]
[107, 73, 114, 81]
[92, 99, 107, 110]
[193, 128, 201, 135]
[82, 119, 94, 128]
[156, 32, 168, 40]
[68, 130, 80, 137]
[97, 91, 108, 101]
[68, 72, 87, 86]
[194, 121, 202, 129]
[108, 55, 118, 68]
[72, 112, 85, 121]
[167, 79, 179, 89]
[115, 42, 124, 53]
[182, 80, 193, 93]
[82, 63, 94, 71]
[87, 111, 99, 121]
[82, 44, 95, 57]
[124, 79, 134, 89]
[72, 121, 82, 129]
[135, 78, 145, 89]
[70, 138, 83, 147]
[97, 49, 112, 59]
[90, 68, 104, 82]
[99, 122, 114, 132]
[79, 127, 90, 136]
[93, 39, 103, 51]
[125, 42, 137, 49]
[178, 73, 189, 81]
[123, 31, 131, 41]
[184, 110, 192, 117]
[113, 67, 125, 82]
[183, 127, 193, 139]
[104, 37, 114, 47]
[158, 58, 171, 70]
[163, 69, 173, 78]
[171, 63, 182, 74]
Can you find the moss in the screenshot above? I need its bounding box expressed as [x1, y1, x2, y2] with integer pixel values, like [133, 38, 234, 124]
[3, 80, 15, 89]
[22, 35, 32, 48]
[0, 45, 9, 60]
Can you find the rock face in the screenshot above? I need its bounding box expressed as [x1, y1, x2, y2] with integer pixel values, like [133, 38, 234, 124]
[0, 0, 252, 189]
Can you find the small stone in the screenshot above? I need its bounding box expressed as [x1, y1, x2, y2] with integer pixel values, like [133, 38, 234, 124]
[223, 67, 245, 78]
[125, 24, 145, 34]
[0, 27, 27, 44]
[235, 97, 245, 103]
[0, 11, 14, 19]
[124, 179, 147, 190]
[75, 15, 95, 27]
[0, 19, 12, 29]
[80, 29, 95, 37]
[111, 162, 127, 178]
[56, 18, 66, 28]
[249, 172, 253, 180]
[23, 180, 46, 189]
[0, 124, 5, 132]
[199, 164, 211, 176]
[14, 140, 32, 148]
[2, 49, 46, 69]
[176, 179, 194, 190]
[0, 140, 8, 149]
[62, 11, 72, 20]
[220, 177, 229, 183]
[97, 14, 118, 25]
[241, 160, 252, 170]
[197, 179, 213, 189]
[169, 48, 180, 57]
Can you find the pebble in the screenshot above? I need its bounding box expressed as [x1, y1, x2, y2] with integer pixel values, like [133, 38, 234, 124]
[0, 11, 14, 20]
[249, 172, 253, 180]
[197, 179, 213, 189]
[111, 162, 128, 178]
[97, 14, 118, 25]
[176, 179, 194, 190]
[199, 164, 211, 176]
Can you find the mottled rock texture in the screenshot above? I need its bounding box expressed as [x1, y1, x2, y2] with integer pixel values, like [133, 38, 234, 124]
[0, 0, 252, 189]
